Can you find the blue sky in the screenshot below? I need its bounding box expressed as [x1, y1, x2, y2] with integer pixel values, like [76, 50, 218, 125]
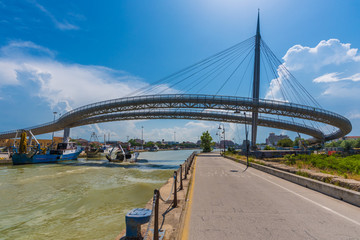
[1, 0, 360, 144]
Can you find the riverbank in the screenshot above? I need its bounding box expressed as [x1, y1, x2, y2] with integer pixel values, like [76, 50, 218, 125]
[115, 152, 196, 240]
[0, 153, 11, 165]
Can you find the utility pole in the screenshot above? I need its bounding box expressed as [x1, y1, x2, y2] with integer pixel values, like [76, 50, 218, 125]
[51, 111, 57, 148]
[141, 126, 144, 150]
[174, 131, 176, 143]
[251, 10, 261, 150]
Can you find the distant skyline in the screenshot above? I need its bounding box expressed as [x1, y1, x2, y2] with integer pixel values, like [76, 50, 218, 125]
[1, 0, 360, 144]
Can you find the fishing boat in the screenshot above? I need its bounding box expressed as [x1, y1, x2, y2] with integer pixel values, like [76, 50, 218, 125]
[85, 132, 102, 158]
[12, 130, 81, 165]
[149, 145, 159, 152]
[106, 144, 139, 163]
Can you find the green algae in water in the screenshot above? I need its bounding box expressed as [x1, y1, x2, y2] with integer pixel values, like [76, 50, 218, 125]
[0, 150, 197, 240]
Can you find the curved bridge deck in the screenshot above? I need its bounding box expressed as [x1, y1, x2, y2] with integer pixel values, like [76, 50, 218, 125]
[0, 94, 352, 142]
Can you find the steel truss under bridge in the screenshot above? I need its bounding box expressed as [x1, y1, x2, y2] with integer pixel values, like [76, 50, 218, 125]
[0, 94, 352, 143]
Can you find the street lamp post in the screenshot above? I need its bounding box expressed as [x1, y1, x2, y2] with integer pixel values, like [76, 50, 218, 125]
[218, 124, 226, 153]
[51, 111, 57, 148]
[244, 112, 249, 167]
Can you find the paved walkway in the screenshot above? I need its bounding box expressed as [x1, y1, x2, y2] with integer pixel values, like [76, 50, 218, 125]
[187, 153, 360, 240]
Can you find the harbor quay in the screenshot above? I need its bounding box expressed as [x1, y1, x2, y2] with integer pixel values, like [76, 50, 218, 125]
[116, 152, 196, 240]
[125, 152, 360, 240]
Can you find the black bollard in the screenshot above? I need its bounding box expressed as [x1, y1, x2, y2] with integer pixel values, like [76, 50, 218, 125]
[179, 165, 183, 190]
[173, 171, 177, 208]
[154, 189, 159, 240]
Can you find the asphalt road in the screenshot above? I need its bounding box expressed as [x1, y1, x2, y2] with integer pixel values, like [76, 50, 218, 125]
[187, 152, 360, 240]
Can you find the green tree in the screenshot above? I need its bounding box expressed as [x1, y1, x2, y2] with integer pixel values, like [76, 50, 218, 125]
[128, 139, 141, 147]
[144, 141, 155, 148]
[340, 140, 352, 152]
[294, 137, 309, 147]
[354, 138, 360, 148]
[325, 141, 339, 148]
[264, 145, 276, 150]
[277, 138, 293, 147]
[200, 131, 213, 152]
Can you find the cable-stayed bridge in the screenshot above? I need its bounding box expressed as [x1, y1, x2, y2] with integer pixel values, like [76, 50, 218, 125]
[0, 13, 352, 146]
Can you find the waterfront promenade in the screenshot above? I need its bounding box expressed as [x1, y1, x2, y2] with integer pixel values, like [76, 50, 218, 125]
[184, 153, 360, 240]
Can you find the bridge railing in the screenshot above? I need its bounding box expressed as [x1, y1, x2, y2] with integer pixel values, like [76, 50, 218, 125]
[58, 94, 349, 124]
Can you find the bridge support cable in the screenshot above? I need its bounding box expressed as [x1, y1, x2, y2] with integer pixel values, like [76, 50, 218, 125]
[125, 36, 255, 97]
[261, 40, 321, 108]
[234, 53, 254, 96]
[260, 39, 334, 136]
[189, 42, 254, 94]
[162, 40, 255, 95]
[261, 41, 314, 107]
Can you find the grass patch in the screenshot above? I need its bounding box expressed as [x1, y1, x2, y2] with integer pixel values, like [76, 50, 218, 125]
[284, 153, 360, 179]
[296, 171, 310, 178]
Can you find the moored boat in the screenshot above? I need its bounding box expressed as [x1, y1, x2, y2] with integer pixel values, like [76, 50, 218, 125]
[106, 144, 139, 163]
[12, 130, 82, 165]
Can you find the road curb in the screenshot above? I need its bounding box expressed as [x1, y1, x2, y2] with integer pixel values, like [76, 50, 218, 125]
[224, 155, 360, 207]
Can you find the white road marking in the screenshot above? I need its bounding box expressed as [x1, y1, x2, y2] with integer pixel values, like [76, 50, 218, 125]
[247, 169, 360, 226]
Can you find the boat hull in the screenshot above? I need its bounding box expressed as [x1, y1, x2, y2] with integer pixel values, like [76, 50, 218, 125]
[12, 151, 81, 165]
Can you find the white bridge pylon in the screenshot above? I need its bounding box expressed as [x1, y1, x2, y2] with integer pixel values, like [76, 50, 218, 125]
[0, 94, 352, 143]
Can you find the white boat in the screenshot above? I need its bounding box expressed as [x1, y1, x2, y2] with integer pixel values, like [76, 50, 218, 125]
[106, 144, 139, 163]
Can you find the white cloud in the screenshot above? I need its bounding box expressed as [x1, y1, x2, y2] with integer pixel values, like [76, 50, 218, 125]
[185, 121, 211, 128]
[265, 39, 360, 101]
[313, 72, 360, 83]
[348, 111, 360, 120]
[319, 83, 360, 98]
[0, 40, 188, 140]
[283, 39, 360, 71]
[0, 40, 55, 58]
[31, 0, 79, 30]
[0, 40, 179, 112]
[347, 110, 360, 120]
[264, 64, 288, 101]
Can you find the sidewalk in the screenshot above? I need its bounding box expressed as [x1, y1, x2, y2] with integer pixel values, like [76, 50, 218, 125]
[184, 152, 360, 240]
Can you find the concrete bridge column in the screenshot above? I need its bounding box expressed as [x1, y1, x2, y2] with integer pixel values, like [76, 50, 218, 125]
[63, 127, 70, 143]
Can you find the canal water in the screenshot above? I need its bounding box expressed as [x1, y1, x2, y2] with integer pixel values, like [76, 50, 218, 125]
[0, 149, 197, 240]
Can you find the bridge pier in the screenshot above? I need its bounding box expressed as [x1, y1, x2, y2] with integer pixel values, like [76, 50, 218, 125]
[251, 12, 261, 150]
[63, 127, 70, 143]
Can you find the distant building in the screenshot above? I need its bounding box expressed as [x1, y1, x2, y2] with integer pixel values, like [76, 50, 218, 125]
[133, 138, 144, 145]
[217, 140, 235, 148]
[0, 139, 12, 147]
[74, 138, 89, 146]
[266, 133, 289, 146]
[163, 141, 178, 145]
[338, 136, 360, 141]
